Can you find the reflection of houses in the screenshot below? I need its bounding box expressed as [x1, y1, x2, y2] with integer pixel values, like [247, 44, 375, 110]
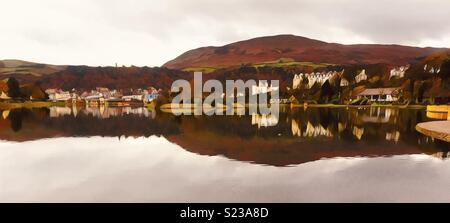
[355, 69, 367, 83]
[338, 122, 347, 133]
[357, 88, 400, 102]
[386, 131, 400, 142]
[291, 119, 334, 138]
[47, 106, 156, 119]
[45, 89, 72, 102]
[303, 122, 333, 138]
[2, 110, 10, 119]
[49, 107, 72, 118]
[251, 113, 279, 128]
[291, 119, 301, 137]
[352, 126, 364, 140]
[362, 107, 396, 123]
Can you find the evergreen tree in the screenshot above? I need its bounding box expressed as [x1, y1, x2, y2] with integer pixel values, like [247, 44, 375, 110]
[7, 77, 22, 99]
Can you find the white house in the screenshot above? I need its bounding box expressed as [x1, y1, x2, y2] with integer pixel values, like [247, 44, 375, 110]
[45, 89, 72, 101]
[122, 94, 143, 101]
[357, 88, 400, 102]
[424, 64, 441, 74]
[355, 69, 367, 83]
[340, 78, 349, 87]
[251, 82, 279, 95]
[292, 70, 343, 89]
[0, 91, 10, 100]
[390, 65, 409, 79]
[293, 74, 302, 89]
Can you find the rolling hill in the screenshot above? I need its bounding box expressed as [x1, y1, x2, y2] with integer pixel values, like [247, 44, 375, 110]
[163, 34, 447, 70]
[0, 59, 66, 84]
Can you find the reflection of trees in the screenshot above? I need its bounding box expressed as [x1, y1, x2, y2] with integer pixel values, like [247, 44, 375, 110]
[42, 111, 180, 138]
[7, 108, 49, 132]
[287, 107, 446, 151]
[1, 107, 447, 159]
[8, 109, 24, 132]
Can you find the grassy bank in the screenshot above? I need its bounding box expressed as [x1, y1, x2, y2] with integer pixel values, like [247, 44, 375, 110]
[0, 101, 58, 110]
[293, 103, 426, 109]
[161, 103, 428, 112]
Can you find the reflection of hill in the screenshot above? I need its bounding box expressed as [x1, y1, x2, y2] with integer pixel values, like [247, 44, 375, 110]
[0, 107, 447, 166]
[160, 109, 446, 166]
[167, 132, 428, 166]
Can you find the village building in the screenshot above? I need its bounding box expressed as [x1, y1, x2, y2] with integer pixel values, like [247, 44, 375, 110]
[143, 92, 159, 103]
[0, 81, 9, 100]
[292, 74, 302, 89]
[355, 69, 367, 83]
[424, 64, 441, 74]
[356, 87, 400, 102]
[390, 65, 409, 79]
[251, 82, 279, 95]
[0, 91, 10, 100]
[122, 94, 143, 101]
[45, 89, 72, 102]
[292, 70, 343, 89]
[340, 78, 349, 87]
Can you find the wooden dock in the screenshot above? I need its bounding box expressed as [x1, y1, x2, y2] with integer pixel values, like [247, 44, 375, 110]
[416, 121, 450, 142]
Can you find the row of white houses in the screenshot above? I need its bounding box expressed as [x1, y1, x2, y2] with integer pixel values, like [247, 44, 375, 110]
[292, 64, 415, 91]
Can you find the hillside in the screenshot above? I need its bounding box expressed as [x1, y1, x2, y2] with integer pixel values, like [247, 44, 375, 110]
[163, 34, 446, 70]
[0, 35, 448, 105]
[39, 66, 188, 91]
[0, 59, 66, 84]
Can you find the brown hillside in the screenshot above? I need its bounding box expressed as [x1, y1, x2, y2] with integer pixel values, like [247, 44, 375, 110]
[163, 34, 446, 69]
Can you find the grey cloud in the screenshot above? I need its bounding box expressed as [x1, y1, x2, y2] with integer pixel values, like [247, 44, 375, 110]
[92, 0, 450, 45]
[1, 0, 449, 66]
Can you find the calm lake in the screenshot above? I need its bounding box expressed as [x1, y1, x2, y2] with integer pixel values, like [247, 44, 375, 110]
[0, 106, 449, 202]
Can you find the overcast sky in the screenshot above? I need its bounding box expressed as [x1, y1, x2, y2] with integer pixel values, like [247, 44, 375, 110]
[1, 0, 449, 67]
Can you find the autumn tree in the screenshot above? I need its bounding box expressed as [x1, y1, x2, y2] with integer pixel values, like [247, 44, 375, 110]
[7, 77, 22, 99]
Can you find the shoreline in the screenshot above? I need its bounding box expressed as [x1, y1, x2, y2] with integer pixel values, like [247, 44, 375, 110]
[160, 103, 428, 110]
[0, 101, 438, 111]
[0, 101, 57, 110]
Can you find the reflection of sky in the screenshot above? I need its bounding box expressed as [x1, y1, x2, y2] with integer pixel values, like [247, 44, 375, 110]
[0, 137, 449, 202]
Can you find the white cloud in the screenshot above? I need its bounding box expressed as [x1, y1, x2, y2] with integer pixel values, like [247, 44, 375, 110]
[0, 0, 449, 67]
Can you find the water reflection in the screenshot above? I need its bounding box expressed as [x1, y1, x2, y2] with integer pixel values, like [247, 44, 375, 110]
[0, 106, 447, 166]
[0, 136, 449, 202]
[49, 106, 156, 119]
